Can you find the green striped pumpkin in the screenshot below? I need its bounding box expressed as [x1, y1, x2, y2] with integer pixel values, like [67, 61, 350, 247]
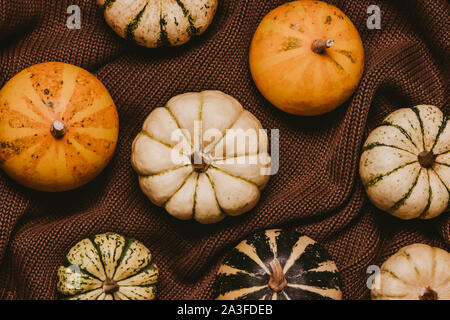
[97, 0, 218, 47]
[214, 229, 342, 300]
[360, 105, 449, 220]
[57, 233, 158, 300]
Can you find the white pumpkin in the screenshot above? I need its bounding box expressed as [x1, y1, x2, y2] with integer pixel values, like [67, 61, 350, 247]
[371, 244, 450, 300]
[97, 0, 218, 47]
[360, 105, 449, 220]
[131, 90, 271, 224]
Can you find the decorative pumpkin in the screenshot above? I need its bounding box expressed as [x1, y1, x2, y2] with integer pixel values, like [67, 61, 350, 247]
[360, 105, 449, 220]
[0, 62, 119, 192]
[97, 0, 218, 48]
[371, 244, 450, 300]
[249, 1, 364, 116]
[57, 233, 158, 300]
[214, 229, 342, 300]
[131, 90, 271, 224]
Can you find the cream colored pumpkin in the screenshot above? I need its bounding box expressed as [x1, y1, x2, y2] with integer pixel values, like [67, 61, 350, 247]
[97, 0, 218, 48]
[371, 244, 450, 300]
[131, 90, 271, 224]
[57, 233, 158, 300]
[360, 105, 449, 220]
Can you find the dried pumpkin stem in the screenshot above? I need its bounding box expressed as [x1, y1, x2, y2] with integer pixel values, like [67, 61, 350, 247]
[50, 120, 67, 139]
[268, 258, 288, 292]
[418, 151, 436, 168]
[419, 287, 438, 300]
[311, 39, 334, 54]
[191, 152, 210, 173]
[102, 277, 120, 295]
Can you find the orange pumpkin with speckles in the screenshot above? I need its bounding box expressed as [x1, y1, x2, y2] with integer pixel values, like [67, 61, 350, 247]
[0, 62, 119, 192]
[249, 1, 365, 116]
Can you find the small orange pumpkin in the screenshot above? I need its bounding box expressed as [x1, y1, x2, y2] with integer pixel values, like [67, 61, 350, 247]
[249, 1, 365, 116]
[0, 62, 119, 192]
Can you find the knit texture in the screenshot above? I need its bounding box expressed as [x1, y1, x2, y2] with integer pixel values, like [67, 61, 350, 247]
[0, 0, 448, 300]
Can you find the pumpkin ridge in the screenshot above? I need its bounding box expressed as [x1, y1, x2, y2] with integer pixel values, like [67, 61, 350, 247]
[362, 142, 416, 155]
[390, 168, 422, 212]
[411, 107, 426, 150]
[205, 109, 245, 155]
[174, 0, 200, 37]
[210, 165, 259, 188]
[68, 288, 104, 300]
[435, 161, 450, 167]
[61, 258, 104, 283]
[418, 170, 432, 219]
[191, 172, 200, 219]
[142, 164, 190, 178]
[157, 3, 170, 47]
[116, 261, 158, 284]
[89, 237, 108, 280]
[111, 238, 133, 280]
[431, 115, 448, 152]
[164, 170, 195, 206]
[204, 172, 227, 217]
[125, 2, 148, 41]
[163, 106, 193, 148]
[380, 122, 418, 149]
[139, 130, 177, 150]
[380, 269, 412, 286]
[364, 161, 418, 189]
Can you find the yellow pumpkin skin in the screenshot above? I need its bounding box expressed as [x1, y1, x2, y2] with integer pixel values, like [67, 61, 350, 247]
[0, 62, 119, 192]
[249, 1, 365, 116]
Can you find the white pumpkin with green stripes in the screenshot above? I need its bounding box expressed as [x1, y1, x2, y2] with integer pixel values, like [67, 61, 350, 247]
[214, 229, 342, 300]
[97, 0, 218, 47]
[132, 90, 271, 224]
[360, 105, 449, 220]
[371, 244, 450, 300]
[57, 233, 158, 300]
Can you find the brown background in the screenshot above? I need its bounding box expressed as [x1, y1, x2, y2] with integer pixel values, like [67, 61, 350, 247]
[0, 0, 449, 300]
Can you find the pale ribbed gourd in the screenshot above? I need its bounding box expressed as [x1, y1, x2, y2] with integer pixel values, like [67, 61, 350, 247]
[97, 0, 218, 48]
[360, 105, 449, 220]
[57, 233, 158, 300]
[213, 229, 342, 300]
[371, 244, 450, 300]
[131, 90, 271, 224]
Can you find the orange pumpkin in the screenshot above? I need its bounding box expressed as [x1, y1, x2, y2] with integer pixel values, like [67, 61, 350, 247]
[249, 1, 365, 116]
[0, 62, 119, 192]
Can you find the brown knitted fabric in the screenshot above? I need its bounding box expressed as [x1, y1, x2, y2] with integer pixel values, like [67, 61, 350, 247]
[0, 0, 449, 300]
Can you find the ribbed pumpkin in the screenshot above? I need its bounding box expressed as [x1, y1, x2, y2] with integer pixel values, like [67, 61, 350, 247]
[249, 1, 364, 116]
[57, 233, 158, 300]
[214, 229, 342, 300]
[97, 0, 218, 48]
[132, 91, 271, 224]
[0, 62, 119, 192]
[371, 244, 450, 300]
[360, 105, 449, 220]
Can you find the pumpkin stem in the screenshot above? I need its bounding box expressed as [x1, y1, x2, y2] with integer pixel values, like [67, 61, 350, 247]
[50, 120, 67, 139]
[418, 151, 436, 168]
[419, 287, 438, 300]
[311, 39, 334, 54]
[268, 258, 288, 292]
[102, 277, 120, 295]
[190, 152, 210, 173]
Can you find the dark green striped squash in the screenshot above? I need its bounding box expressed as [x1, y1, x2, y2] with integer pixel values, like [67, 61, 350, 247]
[214, 229, 342, 300]
[57, 233, 158, 300]
[97, 0, 218, 48]
[360, 105, 449, 220]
